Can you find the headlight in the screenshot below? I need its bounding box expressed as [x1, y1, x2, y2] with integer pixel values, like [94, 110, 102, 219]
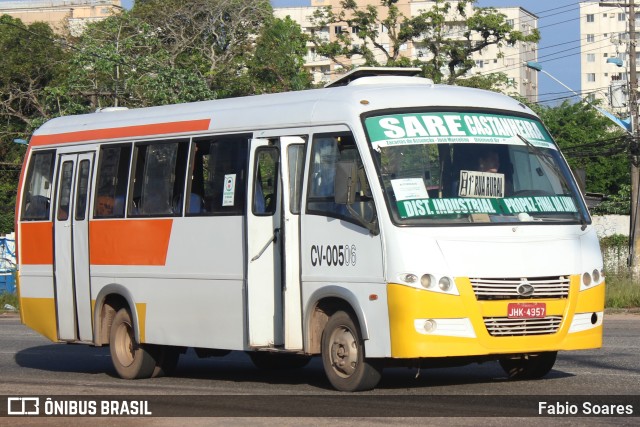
[400, 273, 418, 284]
[582, 272, 592, 287]
[397, 273, 459, 295]
[592, 269, 600, 284]
[421, 274, 435, 289]
[438, 276, 452, 292]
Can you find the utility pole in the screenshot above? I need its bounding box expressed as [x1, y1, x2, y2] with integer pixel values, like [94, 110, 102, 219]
[626, 0, 640, 277]
[600, 1, 640, 276]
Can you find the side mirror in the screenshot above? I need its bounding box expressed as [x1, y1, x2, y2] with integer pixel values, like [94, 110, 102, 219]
[334, 160, 358, 205]
[571, 167, 586, 195]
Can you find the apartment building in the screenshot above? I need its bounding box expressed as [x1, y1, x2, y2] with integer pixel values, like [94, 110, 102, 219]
[580, 2, 636, 115]
[275, 0, 538, 99]
[0, 0, 121, 35]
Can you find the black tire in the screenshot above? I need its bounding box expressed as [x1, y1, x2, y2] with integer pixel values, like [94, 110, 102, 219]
[248, 351, 311, 370]
[109, 308, 157, 379]
[321, 310, 383, 392]
[499, 351, 557, 380]
[152, 346, 181, 378]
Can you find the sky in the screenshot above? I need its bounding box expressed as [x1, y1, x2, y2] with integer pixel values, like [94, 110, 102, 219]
[119, 0, 584, 104]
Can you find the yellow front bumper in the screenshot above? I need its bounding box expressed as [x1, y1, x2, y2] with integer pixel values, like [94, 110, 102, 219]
[387, 276, 604, 358]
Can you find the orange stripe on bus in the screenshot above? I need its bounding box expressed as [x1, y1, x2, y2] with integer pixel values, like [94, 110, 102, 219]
[89, 219, 173, 265]
[20, 222, 53, 265]
[30, 119, 212, 146]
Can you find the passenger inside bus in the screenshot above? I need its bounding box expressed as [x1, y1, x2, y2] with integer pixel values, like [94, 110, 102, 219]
[450, 145, 513, 197]
[478, 150, 500, 173]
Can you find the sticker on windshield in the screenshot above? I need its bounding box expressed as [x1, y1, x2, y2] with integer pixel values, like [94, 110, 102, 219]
[391, 178, 430, 201]
[397, 196, 578, 219]
[458, 170, 505, 198]
[366, 113, 554, 149]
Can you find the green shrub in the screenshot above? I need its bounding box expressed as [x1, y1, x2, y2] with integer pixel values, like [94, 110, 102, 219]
[596, 234, 639, 308]
[0, 292, 18, 312]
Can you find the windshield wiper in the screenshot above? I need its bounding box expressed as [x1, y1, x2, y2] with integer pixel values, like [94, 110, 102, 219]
[516, 134, 562, 177]
[517, 134, 588, 230]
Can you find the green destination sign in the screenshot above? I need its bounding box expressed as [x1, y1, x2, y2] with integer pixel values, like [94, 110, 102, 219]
[366, 112, 554, 148]
[397, 196, 578, 218]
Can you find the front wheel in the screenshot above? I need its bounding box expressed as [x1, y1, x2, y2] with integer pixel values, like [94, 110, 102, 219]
[499, 351, 557, 380]
[109, 308, 157, 379]
[321, 310, 383, 392]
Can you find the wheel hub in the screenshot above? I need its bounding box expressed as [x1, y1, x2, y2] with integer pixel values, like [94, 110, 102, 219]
[115, 322, 135, 368]
[330, 326, 358, 378]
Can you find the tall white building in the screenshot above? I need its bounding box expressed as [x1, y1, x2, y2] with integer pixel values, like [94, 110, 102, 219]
[274, 0, 538, 99]
[0, 0, 122, 35]
[580, 1, 634, 115]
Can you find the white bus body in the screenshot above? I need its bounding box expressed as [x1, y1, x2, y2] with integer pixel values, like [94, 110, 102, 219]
[16, 72, 604, 391]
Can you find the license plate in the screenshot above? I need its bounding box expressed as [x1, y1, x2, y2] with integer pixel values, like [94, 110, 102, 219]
[507, 302, 546, 319]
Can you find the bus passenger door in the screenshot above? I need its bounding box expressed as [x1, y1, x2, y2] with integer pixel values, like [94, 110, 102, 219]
[54, 152, 94, 342]
[247, 139, 282, 347]
[278, 137, 306, 350]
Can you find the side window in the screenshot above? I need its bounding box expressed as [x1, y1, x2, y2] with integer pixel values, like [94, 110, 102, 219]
[307, 132, 371, 220]
[187, 135, 249, 215]
[129, 140, 188, 217]
[57, 161, 74, 221]
[287, 144, 306, 214]
[252, 147, 279, 216]
[94, 145, 132, 218]
[21, 151, 55, 221]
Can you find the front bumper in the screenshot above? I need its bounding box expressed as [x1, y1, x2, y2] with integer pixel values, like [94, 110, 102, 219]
[387, 275, 604, 358]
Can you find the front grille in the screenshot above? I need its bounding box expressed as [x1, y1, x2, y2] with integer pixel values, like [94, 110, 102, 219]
[484, 316, 562, 336]
[470, 276, 570, 300]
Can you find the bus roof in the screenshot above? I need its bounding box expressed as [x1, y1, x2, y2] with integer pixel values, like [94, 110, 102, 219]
[31, 76, 535, 146]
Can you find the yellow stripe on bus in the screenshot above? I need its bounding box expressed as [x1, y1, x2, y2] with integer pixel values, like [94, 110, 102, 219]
[20, 297, 58, 342]
[135, 302, 147, 343]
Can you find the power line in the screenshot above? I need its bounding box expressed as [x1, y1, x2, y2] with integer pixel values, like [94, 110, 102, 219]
[474, 39, 614, 80]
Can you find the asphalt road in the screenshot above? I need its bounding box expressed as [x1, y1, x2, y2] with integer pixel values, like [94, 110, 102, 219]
[0, 312, 638, 426]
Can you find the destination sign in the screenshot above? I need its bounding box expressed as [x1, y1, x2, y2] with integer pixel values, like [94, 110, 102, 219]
[397, 196, 578, 218]
[365, 112, 554, 149]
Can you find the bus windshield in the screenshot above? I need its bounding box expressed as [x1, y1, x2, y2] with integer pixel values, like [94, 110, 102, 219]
[365, 111, 588, 225]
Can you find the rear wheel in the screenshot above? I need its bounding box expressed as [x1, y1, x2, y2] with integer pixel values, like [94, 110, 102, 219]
[499, 351, 557, 380]
[109, 308, 157, 379]
[321, 310, 383, 392]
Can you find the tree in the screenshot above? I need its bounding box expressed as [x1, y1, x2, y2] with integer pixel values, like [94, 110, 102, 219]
[309, 0, 539, 86]
[247, 16, 313, 94]
[0, 15, 66, 233]
[456, 71, 515, 93]
[530, 100, 629, 196]
[0, 15, 68, 138]
[62, 11, 214, 110]
[132, 0, 273, 98]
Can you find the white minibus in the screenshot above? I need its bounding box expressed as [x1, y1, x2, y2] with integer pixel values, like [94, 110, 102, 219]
[16, 69, 604, 391]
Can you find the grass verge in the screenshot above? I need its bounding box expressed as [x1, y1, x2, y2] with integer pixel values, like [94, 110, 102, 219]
[605, 273, 640, 309]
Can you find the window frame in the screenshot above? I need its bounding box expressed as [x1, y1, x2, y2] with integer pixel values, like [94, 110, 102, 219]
[74, 159, 92, 221]
[305, 131, 374, 228]
[93, 143, 133, 219]
[20, 150, 56, 222]
[251, 146, 280, 217]
[185, 133, 251, 217]
[127, 138, 190, 218]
